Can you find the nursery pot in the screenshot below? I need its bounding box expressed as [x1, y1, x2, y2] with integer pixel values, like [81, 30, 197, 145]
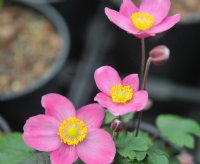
[0, 1, 70, 131]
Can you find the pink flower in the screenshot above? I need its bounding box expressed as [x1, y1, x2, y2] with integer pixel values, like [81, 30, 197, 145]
[94, 66, 148, 116]
[105, 0, 181, 38]
[23, 93, 116, 164]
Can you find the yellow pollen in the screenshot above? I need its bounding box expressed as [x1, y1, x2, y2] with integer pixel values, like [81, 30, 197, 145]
[131, 12, 154, 31]
[110, 84, 133, 103]
[58, 117, 87, 146]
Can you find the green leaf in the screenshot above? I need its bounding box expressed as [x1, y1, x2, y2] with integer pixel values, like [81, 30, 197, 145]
[103, 125, 112, 135]
[114, 154, 132, 164]
[135, 152, 147, 161]
[21, 152, 50, 164]
[0, 132, 35, 164]
[116, 132, 153, 151]
[156, 114, 200, 148]
[116, 132, 152, 160]
[122, 113, 133, 123]
[131, 137, 153, 151]
[117, 148, 136, 159]
[147, 150, 169, 164]
[104, 111, 115, 124]
[169, 157, 180, 164]
[104, 111, 133, 124]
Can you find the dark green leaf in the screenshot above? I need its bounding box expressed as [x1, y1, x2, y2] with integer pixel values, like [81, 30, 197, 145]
[0, 132, 35, 164]
[147, 150, 169, 164]
[156, 114, 200, 148]
[114, 154, 132, 164]
[169, 157, 180, 164]
[103, 125, 112, 135]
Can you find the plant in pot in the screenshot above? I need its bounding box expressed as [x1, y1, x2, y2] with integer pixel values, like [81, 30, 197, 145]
[0, 0, 70, 131]
[0, 0, 200, 163]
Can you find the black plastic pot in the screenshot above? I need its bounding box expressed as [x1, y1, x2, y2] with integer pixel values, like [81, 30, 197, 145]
[0, 1, 70, 131]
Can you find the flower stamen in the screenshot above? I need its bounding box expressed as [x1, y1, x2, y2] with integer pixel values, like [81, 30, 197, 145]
[58, 117, 87, 146]
[131, 12, 154, 31]
[110, 84, 133, 103]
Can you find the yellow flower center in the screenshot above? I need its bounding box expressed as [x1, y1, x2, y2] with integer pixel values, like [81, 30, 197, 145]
[58, 117, 87, 146]
[131, 12, 154, 31]
[110, 84, 133, 103]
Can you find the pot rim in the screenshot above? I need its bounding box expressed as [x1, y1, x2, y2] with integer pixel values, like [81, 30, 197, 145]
[0, 1, 70, 101]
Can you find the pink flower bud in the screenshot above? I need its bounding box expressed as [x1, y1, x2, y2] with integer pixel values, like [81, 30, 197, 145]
[149, 45, 170, 65]
[110, 118, 123, 133]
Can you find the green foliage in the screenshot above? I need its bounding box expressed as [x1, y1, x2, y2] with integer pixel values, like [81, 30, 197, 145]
[156, 114, 200, 148]
[114, 131, 170, 164]
[104, 110, 133, 124]
[115, 132, 151, 162]
[21, 152, 50, 164]
[122, 113, 133, 123]
[147, 149, 169, 164]
[116, 132, 153, 152]
[104, 111, 115, 124]
[135, 152, 147, 161]
[0, 132, 35, 164]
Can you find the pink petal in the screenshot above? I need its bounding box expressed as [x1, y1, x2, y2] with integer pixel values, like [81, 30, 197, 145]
[94, 91, 148, 116]
[77, 129, 116, 164]
[50, 144, 78, 164]
[94, 66, 122, 95]
[120, 0, 139, 17]
[105, 7, 139, 35]
[23, 115, 61, 151]
[76, 103, 104, 129]
[42, 93, 76, 122]
[122, 74, 139, 91]
[140, 0, 171, 24]
[147, 14, 181, 34]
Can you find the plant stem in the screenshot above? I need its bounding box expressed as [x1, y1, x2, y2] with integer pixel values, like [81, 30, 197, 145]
[135, 58, 152, 136]
[135, 38, 146, 137]
[140, 38, 145, 86]
[135, 112, 143, 136]
[141, 57, 151, 90]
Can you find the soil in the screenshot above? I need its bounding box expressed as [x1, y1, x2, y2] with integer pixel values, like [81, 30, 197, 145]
[0, 4, 61, 97]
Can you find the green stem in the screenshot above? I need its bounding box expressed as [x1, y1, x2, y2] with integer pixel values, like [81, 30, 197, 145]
[141, 57, 152, 90]
[135, 38, 146, 137]
[140, 38, 145, 87]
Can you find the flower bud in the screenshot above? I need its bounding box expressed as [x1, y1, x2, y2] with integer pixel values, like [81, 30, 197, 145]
[149, 45, 170, 65]
[110, 118, 123, 133]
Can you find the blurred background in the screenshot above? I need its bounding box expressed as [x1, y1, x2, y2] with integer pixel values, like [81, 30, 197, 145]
[0, 0, 200, 133]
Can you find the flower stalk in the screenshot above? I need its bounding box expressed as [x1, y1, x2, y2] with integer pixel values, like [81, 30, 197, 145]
[135, 38, 148, 137]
